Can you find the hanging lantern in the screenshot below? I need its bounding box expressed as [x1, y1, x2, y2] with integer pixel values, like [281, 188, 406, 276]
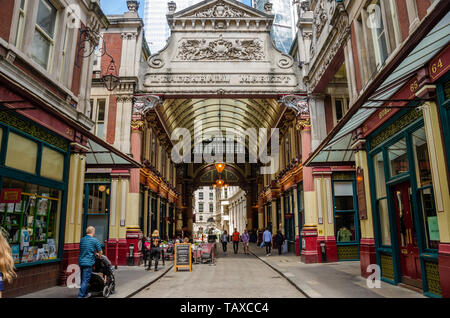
[216, 179, 224, 188]
[215, 162, 225, 174]
[102, 58, 120, 91]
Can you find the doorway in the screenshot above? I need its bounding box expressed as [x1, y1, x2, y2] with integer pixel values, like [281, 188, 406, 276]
[392, 181, 422, 288]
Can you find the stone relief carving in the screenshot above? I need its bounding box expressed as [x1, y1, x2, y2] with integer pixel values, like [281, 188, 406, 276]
[313, 1, 328, 38]
[177, 35, 264, 61]
[193, 1, 251, 18]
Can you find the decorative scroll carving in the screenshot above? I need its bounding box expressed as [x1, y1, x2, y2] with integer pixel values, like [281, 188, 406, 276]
[177, 35, 264, 61]
[194, 2, 251, 18]
[148, 54, 165, 68]
[278, 54, 294, 69]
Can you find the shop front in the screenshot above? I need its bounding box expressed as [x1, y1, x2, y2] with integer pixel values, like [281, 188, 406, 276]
[367, 109, 442, 296]
[283, 189, 296, 253]
[0, 109, 69, 296]
[332, 172, 360, 261]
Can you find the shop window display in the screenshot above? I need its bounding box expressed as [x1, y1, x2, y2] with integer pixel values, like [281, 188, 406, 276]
[335, 213, 355, 242]
[388, 138, 409, 177]
[0, 178, 61, 265]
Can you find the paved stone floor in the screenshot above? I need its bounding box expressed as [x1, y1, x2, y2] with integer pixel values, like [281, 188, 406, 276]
[249, 244, 425, 298]
[133, 247, 306, 298]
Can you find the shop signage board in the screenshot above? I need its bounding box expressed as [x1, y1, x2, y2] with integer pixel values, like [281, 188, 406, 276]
[175, 243, 192, 272]
[356, 168, 368, 220]
[429, 45, 450, 82]
[0, 189, 22, 203]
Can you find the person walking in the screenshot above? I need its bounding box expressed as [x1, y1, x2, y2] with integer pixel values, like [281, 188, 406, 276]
[275, 230, 285, 255]
[241, 229, 250, 255]
[78, 226, 103, 298]
[263, 228, 272, 256]
[0, 228, 16, 298]
[143, 237, 151, 268]
[147, 230, 161, 272]
[232, 228, 240, 254]
[220, 230, 229, 255]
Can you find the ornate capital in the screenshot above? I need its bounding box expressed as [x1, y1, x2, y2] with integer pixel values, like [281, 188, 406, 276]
[296, 116, 311, 131]
[131, 119, 144, 131]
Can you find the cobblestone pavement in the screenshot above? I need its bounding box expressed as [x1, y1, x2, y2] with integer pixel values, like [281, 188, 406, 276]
[133, 245, 306, 298]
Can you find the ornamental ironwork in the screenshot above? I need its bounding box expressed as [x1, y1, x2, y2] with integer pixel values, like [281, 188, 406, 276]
[133, 95, 163, 115]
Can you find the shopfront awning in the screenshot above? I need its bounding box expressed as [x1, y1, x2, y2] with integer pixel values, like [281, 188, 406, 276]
[80, 130, 142, 169]
[84, 139, 141, 169]
[305, 7, 450, 166]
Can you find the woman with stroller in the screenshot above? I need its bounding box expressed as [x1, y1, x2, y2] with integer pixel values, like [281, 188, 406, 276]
[146, 230, 161, 272]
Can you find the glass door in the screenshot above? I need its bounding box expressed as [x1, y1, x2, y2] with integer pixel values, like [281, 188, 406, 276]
[392, 181, 422, 288]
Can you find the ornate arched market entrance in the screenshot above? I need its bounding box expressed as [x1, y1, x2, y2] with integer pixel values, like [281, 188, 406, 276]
[135, 0, 305, 238]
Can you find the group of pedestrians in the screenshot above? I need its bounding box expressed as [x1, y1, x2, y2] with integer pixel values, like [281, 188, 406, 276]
[220, 228, 251, 255]
[262, 228, 285, 256]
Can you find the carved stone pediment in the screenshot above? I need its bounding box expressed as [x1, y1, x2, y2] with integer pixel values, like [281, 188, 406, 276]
[140, 0, 304, 96]
[174, 0, 264, 19]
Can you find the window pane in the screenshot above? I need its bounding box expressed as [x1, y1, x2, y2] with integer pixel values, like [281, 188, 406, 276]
[96, 123, 104, 139]
[86, 215, 108, 244]
[420, 188, 440, 249]
[41, 146, 64, 181]
[412, 127, 432, 187]
[334, 182, 354, 210]
[388, 138, 409, 177]
[335, 99, 344, 121]
[378, 198, 391, 246]
[373, 152, 386, 198]
[335, 213, 356, 242]
[32, 30, 51, 69]
[6, 132, 38, 174]
[97, 100, 106, 121]
[36, 0, 57, 38]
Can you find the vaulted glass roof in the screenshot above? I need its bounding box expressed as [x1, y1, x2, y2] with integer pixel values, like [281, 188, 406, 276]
[159, 98, 282, 152]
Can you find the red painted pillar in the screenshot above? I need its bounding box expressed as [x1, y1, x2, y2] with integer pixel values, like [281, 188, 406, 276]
[299, 117, 319, 263]
[360, 238, 377, 278]
[439, 243, 450, 298]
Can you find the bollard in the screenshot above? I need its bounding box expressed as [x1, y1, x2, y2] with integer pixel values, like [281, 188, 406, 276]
[115, 239, 119, 269]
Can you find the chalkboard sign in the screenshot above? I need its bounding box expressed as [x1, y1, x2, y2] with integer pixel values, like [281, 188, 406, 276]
[174, 243, 192, 272]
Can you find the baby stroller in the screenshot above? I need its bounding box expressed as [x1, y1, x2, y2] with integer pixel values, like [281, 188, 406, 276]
[89, 255, 116, 298]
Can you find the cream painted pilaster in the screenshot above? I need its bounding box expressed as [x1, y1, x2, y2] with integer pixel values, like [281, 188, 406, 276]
[422, 101, 450, 243]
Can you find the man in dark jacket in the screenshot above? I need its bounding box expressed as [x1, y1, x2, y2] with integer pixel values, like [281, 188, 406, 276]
[275, 230, 285, 255]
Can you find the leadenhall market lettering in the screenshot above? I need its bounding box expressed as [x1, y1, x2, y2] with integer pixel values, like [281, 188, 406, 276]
[144, 74, 296, 86]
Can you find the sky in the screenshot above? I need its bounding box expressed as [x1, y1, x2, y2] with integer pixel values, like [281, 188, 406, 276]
[100, 0, 253, 16]
[100, 0, 145, 17]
